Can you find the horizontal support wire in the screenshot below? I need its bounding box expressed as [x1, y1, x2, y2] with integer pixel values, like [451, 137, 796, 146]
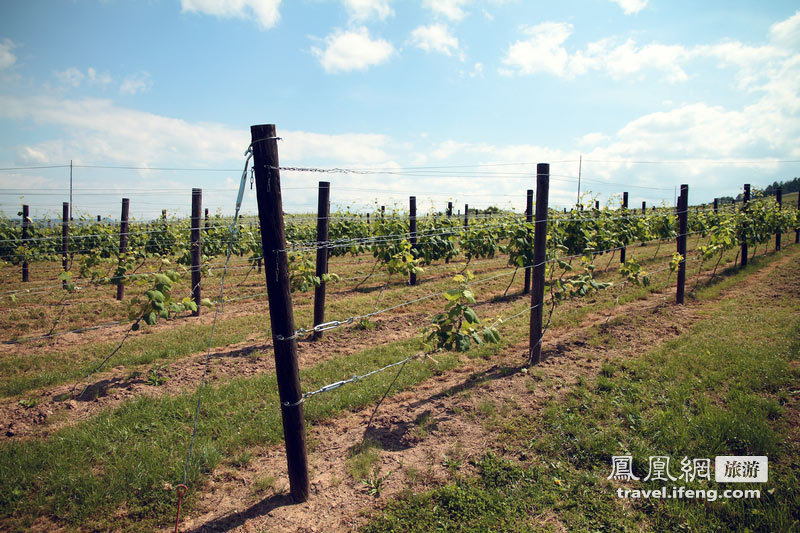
[288, 240, 724, 406]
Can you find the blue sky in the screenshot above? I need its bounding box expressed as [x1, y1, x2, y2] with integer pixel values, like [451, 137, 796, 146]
[0, 0, 798, 219]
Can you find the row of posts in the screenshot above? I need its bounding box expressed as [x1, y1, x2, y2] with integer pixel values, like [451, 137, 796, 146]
[253, 124, 798, 505]
[19, 194, 205, 317]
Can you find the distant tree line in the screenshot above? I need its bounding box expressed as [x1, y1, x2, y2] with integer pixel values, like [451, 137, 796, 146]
[717, 177, 800, 203]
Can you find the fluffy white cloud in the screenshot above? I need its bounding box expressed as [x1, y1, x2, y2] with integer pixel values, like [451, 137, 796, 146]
[120, 72, 152, 95]
[502, 13, 797, 84]
[609, 0, 647, 15]
[501, 22, 572, 76]
[575, 38, 691, 82]
[423, 0, 469, 22]
[180, 0, 281, 29]
[312, 27, 394, 73]
[0, 38, 17, 70]
[769, 10, 800, 48]
[0, 94, 395, 167]
[410, 24, 460, 57]
[342, 0, 393, 21]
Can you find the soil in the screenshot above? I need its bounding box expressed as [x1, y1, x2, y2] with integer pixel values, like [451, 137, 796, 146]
[169, 248, 800, 532]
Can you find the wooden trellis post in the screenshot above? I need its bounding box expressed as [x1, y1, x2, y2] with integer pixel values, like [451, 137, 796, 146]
[529, 164, 549, 365]
[676, 185, 688, 305]
[313, 181, 331, 340]
[251, 123, 309, 503]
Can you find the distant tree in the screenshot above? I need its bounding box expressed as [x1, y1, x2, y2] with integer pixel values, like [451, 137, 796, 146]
[763, 177, 800, 196]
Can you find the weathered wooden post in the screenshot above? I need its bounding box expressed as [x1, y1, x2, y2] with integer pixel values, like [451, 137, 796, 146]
[191, 189, 202, 316]
[776, 187, 782, 251]
[676, 185, 688, 304]
[641, 201, 647, 246]
[313, 181, 330, 340]
[529, 164, 549, 365]
[21, 205, 29, 282]
[464, 204, 469, 228]
[523, 189, 533, 295]
[713, 198, 718, 214]
[115, 198, 130, 300]
[409, 196, 417, 286]
[620, 192, 628, 263]
[251, 124, 309, 503]
[796, 191, 800, 244]
[741, 184, 750, 268]
[447, 201, 452, 217]
[62, 202, 69, 288]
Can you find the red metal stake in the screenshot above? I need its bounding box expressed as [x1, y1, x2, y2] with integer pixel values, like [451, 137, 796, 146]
[174, 484, 188, 533]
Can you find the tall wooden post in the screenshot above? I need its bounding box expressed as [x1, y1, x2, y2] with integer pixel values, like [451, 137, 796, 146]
[251, 124, 308, 503]
[676, 185, 688, 304]
[595, 200, 600, 210]
[313, 181, 330, 340]
[447, 201, 453, 217]
[796, 192, 800, 244]
[191, 189, 202, 316]
[21, 205, 30, 282]
[409, 196, 417, 286]
[523, 189, 533, 295]
[116, 198, 129, 300]
[529, 164, 549, 365]
[713, 198, 718, 214]
[97, 215, 101, 222]
[620, 192, 628, 263]
[741, 184, 750, 268]
[62, 202, 69, 287]
[464, 204, 469, 228]
[640, 201, 647, 246]
[776, 187, 782, 251]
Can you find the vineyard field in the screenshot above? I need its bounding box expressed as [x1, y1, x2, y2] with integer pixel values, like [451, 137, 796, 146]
[0, 195, 798, 532]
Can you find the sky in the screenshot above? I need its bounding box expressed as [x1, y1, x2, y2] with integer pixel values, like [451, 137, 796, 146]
[0, 0, 799, 220]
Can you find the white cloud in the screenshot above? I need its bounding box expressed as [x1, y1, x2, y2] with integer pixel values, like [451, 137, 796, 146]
[120, 72, 152, 95]
[609, 0, 647, 15]
[423, 0, 470, 22]
[55, 67, 85, 88]
[0, 94, 395, 168]
[501, 20, 794, 84]
[180, 0, 281, 29]
[55, 67, 113, 88]
[87, 67, 112, 86]
[575, 38, 691, 82]
[410, 24, 460, 57]
[312, 27, 394, 73]
[0, 38, 17, 70]
[501, 22, 573, 76]
[342, 0, 393, 21]
[469, 62, 483, 77]
[579, 132, 610, 146]
[769, 10, 800, 48]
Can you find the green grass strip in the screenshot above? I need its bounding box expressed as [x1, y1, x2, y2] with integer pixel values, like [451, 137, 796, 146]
[365, 250, 800, 532]
[0, 330, 517, 531]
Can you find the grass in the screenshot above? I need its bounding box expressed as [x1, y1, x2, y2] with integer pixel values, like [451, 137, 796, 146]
[0, 330, 491, 531]
[364, 247, 800, 532]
